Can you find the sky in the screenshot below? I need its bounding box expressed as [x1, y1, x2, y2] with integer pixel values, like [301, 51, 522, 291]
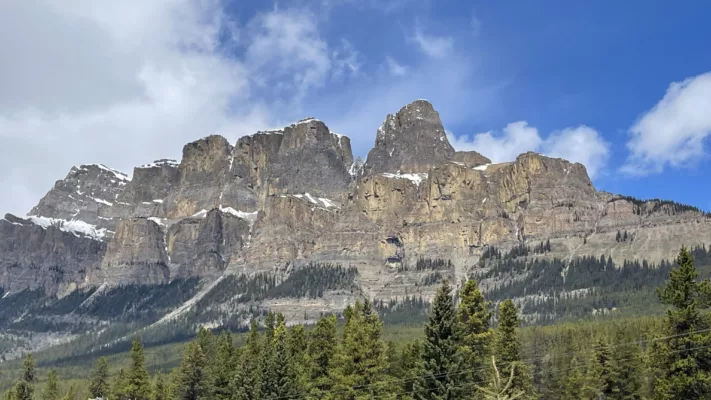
[1, 0, 711, 216]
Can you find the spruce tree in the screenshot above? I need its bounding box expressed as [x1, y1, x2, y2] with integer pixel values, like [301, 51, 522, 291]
[306, 315, 337, 399]
[231, 320, 262, 400]
[211, 331, 235, 400]
[126, 337, 151, 400]
[399, 340, 424, 399]
[60, 385, 76, 400]
[651, 246, 711, 399]
[494, 299, 536, 399]
[41, 370, 60, 400]
[110, 368, 128, 400]
[175, 341, 208, 400]
[262, 321, 299, 399]
[288, 324, 309, 391]
[89, 357, 110, 399]
[14, 354, 36, 400]
[2, 388, 15, 400]
[328, 301, 394, 400]
[609, 330, 644, 400]
[457, 279, 492, 392]
[414, 281, 461, 399]
[591, 338, 614, 398]
[153, 374, 169, 400]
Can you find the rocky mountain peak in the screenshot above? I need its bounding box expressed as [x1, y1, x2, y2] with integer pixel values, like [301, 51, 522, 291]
[363, 99, 455, 175]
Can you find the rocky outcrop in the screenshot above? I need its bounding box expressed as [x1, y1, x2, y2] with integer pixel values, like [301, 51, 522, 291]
[0, 214, 105, 294]
[28, 164, 133, 231]
[167, 209, 251, 278]
[363, 100, 454, 175]
[452, 151, 491, 167]
[92, 218, 169, 285]
[2, 98, 710, 306]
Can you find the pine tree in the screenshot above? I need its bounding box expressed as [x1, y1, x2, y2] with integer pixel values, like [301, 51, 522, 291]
[305, 315, 337, 399]
[2, 388, 15, 400]
[60, 385, 76, 400]
[89, 357, 110, 399]
[231, 320, 262, 400]
[399, 340, 424, 399]
[475, 356, 525, 400]
[414, 281, 461, 399]
[562, 356, 599, 400]
[14, 354, 36, 400]
[211, 331, 235, 400]
[457, 279, 492, 392]
[651, 246, 711, 399]
[609, 330, 644, 400]
[262, 321, 299, 399]
[288, 324, 309, 391]
[126, 337, 151, 400]
[494, 300, 536, 399]
[153, 374, 169, 400]
[175, 341, 208, 400]
[41, 370, 60, 400]
[110, 368, 128, 400]
[328, 301, 394, 400]
[591, 338, 614, 398]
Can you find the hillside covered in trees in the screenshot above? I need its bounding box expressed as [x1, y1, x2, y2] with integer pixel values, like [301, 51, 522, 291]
[3, 246, 711, 399]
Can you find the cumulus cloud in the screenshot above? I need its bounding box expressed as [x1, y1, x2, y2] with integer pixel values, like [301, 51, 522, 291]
[447, 122, 610, 178]
[0, 1, 354, 216]
[622, 71, 711, 175]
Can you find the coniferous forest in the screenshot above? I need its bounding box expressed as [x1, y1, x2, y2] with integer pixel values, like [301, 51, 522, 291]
[3, 247, 711, 399]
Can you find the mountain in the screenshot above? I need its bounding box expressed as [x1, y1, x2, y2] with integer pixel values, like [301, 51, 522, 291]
[1, 100, 710, 360]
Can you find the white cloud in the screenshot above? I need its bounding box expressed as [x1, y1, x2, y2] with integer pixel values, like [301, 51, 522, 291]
[385, 56, 409, 76]
[411, 29, 454, 58]
[447, 122, 610, 179]
[622, 71, 711, 175]
[542, 126, 610, 179]
[448, 122, 542, 163]
[0, 1, 352, 216]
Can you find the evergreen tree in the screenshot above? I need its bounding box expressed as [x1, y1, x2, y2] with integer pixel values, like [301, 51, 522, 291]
[153, 374, 169, 400]
[494, 300, 536, 399]
[457, 279, 492, 392]
[89, 357, 110, 399]
[288, 324, 309, 391]
[60, 385, 76, 400]
[211, 331, 235, 400]
[175, 341, 208, 400]
[2, 388, 15, 400]
[591, 338, 614, 398]
[231, 320, 262, 400]
[328, 301, 394, 400]
[262, 321, 299, 399]
[651, 246, 711, 399]
[414, 281, 461, 399]
[399, 340, 424, 399]
[609, 330, 644, 400]
[110, 369, 128, 400]
[41, 370, 60, 400]
[14, 354, 36, 400]
[562, 356, 599, 400]
[126, 337, 151, 400]
[475, 356, 525, 400]
[305, 315, 338, 399]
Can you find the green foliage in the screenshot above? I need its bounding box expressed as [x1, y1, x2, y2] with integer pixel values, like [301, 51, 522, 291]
[14, 354, 36, 400]
[40, 370, 59, 400]
[415, 281, 461, 399]
[494, 300, 536, 399]
[650, 247, 711, 399]
[174, 342, 208, 400]
[88, 357, 109, 399]
[305, 315, 337, 398]
[458, 279, 493, 392]
[126, 337, 151, 400]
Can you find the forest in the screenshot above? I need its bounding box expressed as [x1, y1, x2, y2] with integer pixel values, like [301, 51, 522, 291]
[2, 246, 711, 399]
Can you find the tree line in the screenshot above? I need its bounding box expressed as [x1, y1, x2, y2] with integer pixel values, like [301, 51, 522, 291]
[4, 246, 711, 399]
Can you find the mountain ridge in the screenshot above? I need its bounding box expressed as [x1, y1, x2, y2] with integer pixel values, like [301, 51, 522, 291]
[1, 99, 710, 359]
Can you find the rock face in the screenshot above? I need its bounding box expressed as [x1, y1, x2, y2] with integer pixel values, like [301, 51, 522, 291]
[28, 164, 133, 231]
[2, 98, 710, 315]
[363, 100, 455, 175]
[0, 214, 106, 294]
[92, 218, 170, 285]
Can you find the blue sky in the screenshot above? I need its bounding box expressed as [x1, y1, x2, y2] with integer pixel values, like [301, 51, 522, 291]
[1, 0, 710, 214]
